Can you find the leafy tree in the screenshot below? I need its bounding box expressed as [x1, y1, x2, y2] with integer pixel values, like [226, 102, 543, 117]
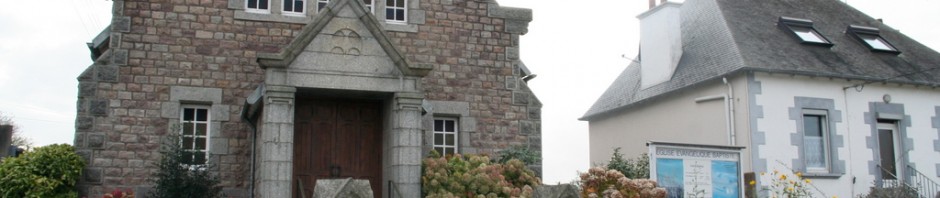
[606, 147, 650, 179]
[148, 134, 222, 198]
[0, 144, 85, 197]
[493, 145, 541, 166]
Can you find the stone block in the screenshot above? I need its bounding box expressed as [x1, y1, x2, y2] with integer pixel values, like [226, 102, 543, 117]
[111, 49, 128, 66]
[520, 120, 538, 135]
[210, 137, 229, 154]
[459, 117, 476, 132]
[84, 168, 102, 184]
[533, 184, 578, 198]
[111, 17, 132, 33]
[506, 46, 519, 60]
[212, 104, 231, 121]
[97, 65, 119, 82]
[505, 76, 517, 90]
[76, 116, 94, 130]
[170, 86, 223, 103]
[87, 134, 105, 149]
[89, 100, 108, 116]
[160, 102, 180, 119]
[513, 92, 529, 105]
[409, 10, 426, 24]
[528, 106, 541, 119]
[79, 82, 96, 97]
[314, 179, 374, 198]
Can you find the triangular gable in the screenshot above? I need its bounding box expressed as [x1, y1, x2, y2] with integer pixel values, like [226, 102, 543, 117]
[256, 0, 430, 77]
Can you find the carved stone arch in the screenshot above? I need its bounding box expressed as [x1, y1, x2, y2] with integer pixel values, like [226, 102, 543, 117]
[331, 28, 363, 56]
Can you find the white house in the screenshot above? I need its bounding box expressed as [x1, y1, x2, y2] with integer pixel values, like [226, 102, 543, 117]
[581, 0, 940, 197]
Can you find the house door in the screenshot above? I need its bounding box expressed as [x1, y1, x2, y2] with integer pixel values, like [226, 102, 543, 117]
[877, 122, 903, 184]
[293, 98, 382, 198]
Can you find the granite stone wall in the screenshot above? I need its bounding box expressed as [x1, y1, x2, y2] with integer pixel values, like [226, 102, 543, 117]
[74, 0, 539, 197]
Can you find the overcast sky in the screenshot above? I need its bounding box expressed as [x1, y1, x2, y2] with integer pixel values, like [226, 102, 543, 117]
[0, 0, 937, 184]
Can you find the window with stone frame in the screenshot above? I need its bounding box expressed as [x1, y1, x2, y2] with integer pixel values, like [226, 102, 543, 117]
[246, 0, 271, 13]
[283, 0, 306, 15]
[433, 118, 458, 155]
[385, 0, 406, 23]
[180, 105, 210, 166]
[802, 109, 831, 173]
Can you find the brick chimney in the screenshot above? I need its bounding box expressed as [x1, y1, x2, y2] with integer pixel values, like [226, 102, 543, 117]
[638, 2, 683, 89]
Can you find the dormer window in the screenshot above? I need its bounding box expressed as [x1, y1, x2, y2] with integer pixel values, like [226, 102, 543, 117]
[778, 16, 833, 47]
[847, 25, 900, 54]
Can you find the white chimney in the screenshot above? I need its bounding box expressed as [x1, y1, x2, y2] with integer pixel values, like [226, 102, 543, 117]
[638, 2, 683, 89]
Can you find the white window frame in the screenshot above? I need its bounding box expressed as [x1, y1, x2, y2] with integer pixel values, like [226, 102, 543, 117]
[282, 0, 306, 16]
[180, 105, 211, 167]
[433, 118, 458, 155]
[317, 0, 330, 12]
[362, 0, 374, 13]
[246, 0, 271, 13]
[385, 0, 407, 24]
[802, 109, 831, 173]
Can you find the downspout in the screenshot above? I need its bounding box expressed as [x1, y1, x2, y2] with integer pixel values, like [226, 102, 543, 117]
[243, 116, 257, 198]
[724, 77, 736, 146]
[241, 84, 265, 198]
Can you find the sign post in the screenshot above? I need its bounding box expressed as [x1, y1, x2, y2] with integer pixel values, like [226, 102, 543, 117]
[648, 141, 745, 198]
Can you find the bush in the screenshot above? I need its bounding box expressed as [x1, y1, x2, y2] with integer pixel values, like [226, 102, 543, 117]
[861, 185, 918, 198]
[493, 145, 541, 166]
[148, 134, 222, 198]
[422, 151, 541, 198]
[0, 144, 85, 198]
[606, 148, 649, 179]
[579, 166, 666, 198]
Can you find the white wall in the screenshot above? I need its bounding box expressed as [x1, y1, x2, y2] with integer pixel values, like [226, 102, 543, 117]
[753, 72, 940, 197]
[588, 75, 751, 170]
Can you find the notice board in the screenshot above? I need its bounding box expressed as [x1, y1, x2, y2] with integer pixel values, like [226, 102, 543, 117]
[648, 141, 745, 198]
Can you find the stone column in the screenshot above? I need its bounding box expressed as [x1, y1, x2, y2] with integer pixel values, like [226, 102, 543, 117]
[388, 92, 424, 198]
[257, 85, 296, 198]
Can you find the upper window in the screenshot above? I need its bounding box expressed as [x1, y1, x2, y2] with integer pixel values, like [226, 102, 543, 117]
[778, 16, 833, 47]
[246, 0, 271, 13]
[847, 25, 900, 54]
[180, 105, 210, 166]
[802, 109, 830, 173]
[317, 0, 329, 11]
[316, 0, 374, 13]
[283, 0, 306, 15]
[433, 118, 458, 155]
[385, 0, 406, 23]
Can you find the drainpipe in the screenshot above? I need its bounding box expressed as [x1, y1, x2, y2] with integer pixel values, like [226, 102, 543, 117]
[724, 77, 736, 146]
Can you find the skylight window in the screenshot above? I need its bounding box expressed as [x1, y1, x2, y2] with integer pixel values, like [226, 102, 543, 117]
[847, 25, 900, 54]
[778, 16, 833, 47]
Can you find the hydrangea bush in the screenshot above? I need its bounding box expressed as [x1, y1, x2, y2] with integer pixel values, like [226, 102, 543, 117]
[422, 152, 540, 198]
[579, 167, 667, 198]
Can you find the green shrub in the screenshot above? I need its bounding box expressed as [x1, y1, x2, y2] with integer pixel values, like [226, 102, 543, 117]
[606, 148, 649, 179]
[422, 151, 541, 198]
[579, 166, 666, 198]
[148, 134, 222, 198]
[493, 145, 541, 166]
[861, 185, 918, 198]
[0, 144, 85, 198]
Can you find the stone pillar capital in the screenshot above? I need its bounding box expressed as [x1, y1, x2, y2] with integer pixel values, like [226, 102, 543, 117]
[264, 85, 296, 105]
[394, 92, 424, 110]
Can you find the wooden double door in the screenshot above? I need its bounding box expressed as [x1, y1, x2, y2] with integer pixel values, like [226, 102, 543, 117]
[293, 98, 383, 198]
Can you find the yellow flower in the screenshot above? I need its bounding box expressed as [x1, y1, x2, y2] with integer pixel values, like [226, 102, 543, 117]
[796, 172, 802, 177]
[804, 179, 812, 183]
[832, 196, 838, 198]
[779, 174, 787, 180]
[749, 180, 756, 186]
[787, 187, 794, 192]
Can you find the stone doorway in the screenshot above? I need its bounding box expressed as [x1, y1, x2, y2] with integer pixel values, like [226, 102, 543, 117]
[292, 97, 383, 198]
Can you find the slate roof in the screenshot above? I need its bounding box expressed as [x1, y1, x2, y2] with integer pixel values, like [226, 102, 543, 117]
[581, 0, 940, 121]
